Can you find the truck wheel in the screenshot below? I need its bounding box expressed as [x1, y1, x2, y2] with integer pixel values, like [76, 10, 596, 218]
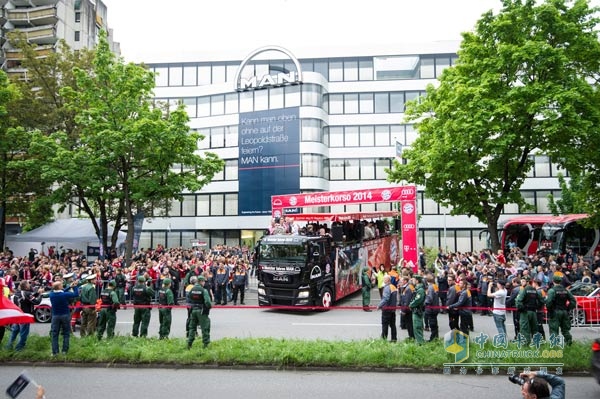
[319, 288, 333, 310]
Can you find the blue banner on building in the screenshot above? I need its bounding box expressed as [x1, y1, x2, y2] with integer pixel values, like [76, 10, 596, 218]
[238, 107, 300, 215]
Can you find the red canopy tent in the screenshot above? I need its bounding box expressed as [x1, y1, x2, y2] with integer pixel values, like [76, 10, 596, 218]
[0, 283, 35, 326]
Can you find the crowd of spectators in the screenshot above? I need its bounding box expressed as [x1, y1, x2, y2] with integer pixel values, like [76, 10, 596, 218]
[0, 243, 255, 302]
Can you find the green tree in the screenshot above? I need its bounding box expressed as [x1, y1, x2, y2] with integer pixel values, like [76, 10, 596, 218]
[546, 173, 586, 215]
[3, 35, 96, 237]
[387, 0, 600, 252]
[35, 31, 223, 264]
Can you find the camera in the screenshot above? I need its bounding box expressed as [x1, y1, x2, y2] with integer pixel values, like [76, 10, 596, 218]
[508, 374, 526, 386]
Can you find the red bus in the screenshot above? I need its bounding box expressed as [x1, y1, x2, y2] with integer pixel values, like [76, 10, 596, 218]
[499, 214, 600, 259]
[539, 214, 600, 259]
[499, 215, 550, 256]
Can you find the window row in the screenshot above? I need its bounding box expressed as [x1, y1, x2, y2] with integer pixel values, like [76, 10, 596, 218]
[150, 54, 457, 87]
[325, 91, 426, 115]
[326, 124, 416, 148]
[196, 122, 413, 150]
[161, 88, 426, 119]
[158, 83, 322, 118]
[164, 193, 239, 217]
[137, 230, 242, 252]
[419, 189, 561, 216]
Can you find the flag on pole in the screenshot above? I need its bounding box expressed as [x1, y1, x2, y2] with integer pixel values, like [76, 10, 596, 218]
[395, 141, 403, 158]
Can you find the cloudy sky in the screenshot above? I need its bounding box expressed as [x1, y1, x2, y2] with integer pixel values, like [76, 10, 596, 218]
[102, 0, 508, 63]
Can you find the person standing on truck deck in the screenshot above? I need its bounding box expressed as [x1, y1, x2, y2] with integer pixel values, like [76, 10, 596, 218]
[377, 274, 397, 342]
[361, 267, 372, 311]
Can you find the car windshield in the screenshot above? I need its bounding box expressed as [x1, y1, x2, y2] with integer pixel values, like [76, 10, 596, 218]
[569, 283, 597, 297]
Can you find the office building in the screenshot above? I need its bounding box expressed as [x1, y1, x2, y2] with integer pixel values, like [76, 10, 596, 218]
[109, 42, 567, 252]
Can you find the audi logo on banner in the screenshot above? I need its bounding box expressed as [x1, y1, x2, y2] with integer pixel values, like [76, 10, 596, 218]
[403, 224, 416, 230]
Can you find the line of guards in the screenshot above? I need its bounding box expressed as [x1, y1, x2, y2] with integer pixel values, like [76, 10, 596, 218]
[74, 273, 212, 349]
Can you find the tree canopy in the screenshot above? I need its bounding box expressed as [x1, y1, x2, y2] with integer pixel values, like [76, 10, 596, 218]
[31, 31, 223, 263]
[387, 0, 600, 251]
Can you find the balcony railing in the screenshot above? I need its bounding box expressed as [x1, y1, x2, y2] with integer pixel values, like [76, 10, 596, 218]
[4, 44, 54, 60]
[10, 0, 58, 7]
[12, 25, 57, 45]
[7, 5, 58, 27]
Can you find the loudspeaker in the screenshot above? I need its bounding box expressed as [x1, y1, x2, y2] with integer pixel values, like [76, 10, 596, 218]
[394, 218, 401, 231]
[331, 225, 343, 242]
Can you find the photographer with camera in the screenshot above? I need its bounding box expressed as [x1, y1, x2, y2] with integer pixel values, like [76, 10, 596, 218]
[509, 370, 565, 399]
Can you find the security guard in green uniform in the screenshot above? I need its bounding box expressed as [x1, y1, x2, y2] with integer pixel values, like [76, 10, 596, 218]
[114, 268, 127, 306]
[131, 275, 154, 337]
[186, 275, 212, 349]
[516, 276, 544, 344]
[79, 274, 98, 337]
[361, 268, 372, 311]
[409, 274, 426, 344]
[97, 280, 119, 340]
[158, 278, 175, 339]
[545, 275, 576, 345]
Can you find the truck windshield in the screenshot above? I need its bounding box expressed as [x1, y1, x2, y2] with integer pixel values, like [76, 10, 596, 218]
[260, 244, 307, 261]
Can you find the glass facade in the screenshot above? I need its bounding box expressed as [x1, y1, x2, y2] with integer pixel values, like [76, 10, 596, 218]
[139, 46, 564, 252]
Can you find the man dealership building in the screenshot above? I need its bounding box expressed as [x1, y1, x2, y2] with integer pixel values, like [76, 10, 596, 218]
[140, 41, 562, 253]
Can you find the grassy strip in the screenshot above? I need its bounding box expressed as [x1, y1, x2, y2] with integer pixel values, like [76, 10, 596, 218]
[0, 334, 593, 372]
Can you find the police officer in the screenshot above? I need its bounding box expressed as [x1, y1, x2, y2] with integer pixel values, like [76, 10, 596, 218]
[97, 280, 119, 340]
[114, 268, 127, 307]
[545, 275, 576, 345]
[448, 279, 472, 336]
[424, 274, 440, 341]
[158, 278, 175, 339]
[516, 276, 544, 344]
[131, 275, 154, 337]
[187, 275, 212, 349]
[409, 275, 426, 344]
[361, 267, 372, 311]
[79, 274, 98, 337]
[446, 274, 459, 330]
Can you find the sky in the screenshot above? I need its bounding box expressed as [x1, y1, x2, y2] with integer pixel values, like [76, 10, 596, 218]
[101, 0, 505, 63]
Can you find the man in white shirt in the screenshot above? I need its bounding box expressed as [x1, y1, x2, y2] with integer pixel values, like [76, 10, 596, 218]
[487, 279, 507, 337]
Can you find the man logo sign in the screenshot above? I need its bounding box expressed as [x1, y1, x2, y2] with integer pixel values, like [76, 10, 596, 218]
[234, 46, 303, 91]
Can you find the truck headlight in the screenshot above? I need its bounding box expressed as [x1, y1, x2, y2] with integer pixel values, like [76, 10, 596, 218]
[297, 290, 309, 299]
[258, 288, 265, 296]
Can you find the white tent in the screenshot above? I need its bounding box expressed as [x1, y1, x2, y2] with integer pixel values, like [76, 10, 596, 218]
[5, 218, 126, 257]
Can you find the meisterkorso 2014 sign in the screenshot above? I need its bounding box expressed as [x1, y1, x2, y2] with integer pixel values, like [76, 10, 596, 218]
[271, 186, 419, 269]
[234, 46, 303, 91]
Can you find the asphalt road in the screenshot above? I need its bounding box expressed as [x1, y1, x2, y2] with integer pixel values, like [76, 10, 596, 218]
[1, 365, 598, 399]
[29, 287, 600, 342]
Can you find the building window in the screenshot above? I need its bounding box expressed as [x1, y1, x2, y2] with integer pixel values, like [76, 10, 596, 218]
[75, 12, 81, 23]
[74, 31, 80, 42]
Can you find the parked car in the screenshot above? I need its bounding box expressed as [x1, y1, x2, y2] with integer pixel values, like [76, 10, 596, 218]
[34, 292, 82, 329]
[567, 282, 600, 326]
[593, 338, 600, 385]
